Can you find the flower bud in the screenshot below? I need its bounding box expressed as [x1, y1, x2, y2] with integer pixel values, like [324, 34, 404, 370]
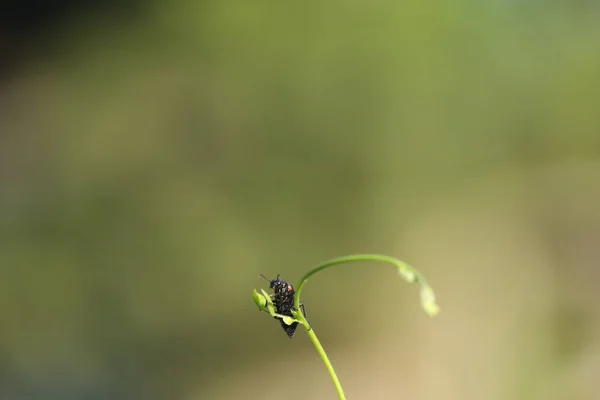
[420, 286, 440, 316]
[252, 289, 267, 311]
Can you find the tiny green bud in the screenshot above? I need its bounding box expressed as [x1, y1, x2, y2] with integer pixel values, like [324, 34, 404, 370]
[420, 286, 440, 316]
[259, 289, 278, 315]
[253, 289, 267, 310]
[281, 316, 296, 326]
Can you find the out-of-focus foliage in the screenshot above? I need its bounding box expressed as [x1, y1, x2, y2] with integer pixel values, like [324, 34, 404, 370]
[1, 1, 599, 399]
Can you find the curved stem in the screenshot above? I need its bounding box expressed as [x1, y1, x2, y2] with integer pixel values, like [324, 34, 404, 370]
[294, 254, 435, 312]
[291, 254, 438, 400]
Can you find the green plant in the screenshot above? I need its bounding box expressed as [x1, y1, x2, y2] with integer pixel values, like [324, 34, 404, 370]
[253, 254, 439, 400]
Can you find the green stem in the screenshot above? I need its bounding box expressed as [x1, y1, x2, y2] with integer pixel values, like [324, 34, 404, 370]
[294, 254, 434, 312]
[292, 254, 439, 400]
[304, 326, 346, 400]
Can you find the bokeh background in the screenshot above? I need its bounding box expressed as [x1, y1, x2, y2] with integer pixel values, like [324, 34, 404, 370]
[1, 1, 600, 399]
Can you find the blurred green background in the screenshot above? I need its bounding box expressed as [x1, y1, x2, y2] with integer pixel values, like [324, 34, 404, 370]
[1, 1, 599, 399]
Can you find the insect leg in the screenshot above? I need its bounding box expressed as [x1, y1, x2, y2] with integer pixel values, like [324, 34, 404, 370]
[299, 303, 307, 317]
[299, 303, 312, 331]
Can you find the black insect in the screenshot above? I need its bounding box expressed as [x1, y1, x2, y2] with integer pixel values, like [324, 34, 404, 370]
[259, 274, 308, 338]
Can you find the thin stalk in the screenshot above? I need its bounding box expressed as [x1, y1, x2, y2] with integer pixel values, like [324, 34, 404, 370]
[294, 254, 433, 311]
[290, 254, 439, 399]
[304, 325, 347, 400]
